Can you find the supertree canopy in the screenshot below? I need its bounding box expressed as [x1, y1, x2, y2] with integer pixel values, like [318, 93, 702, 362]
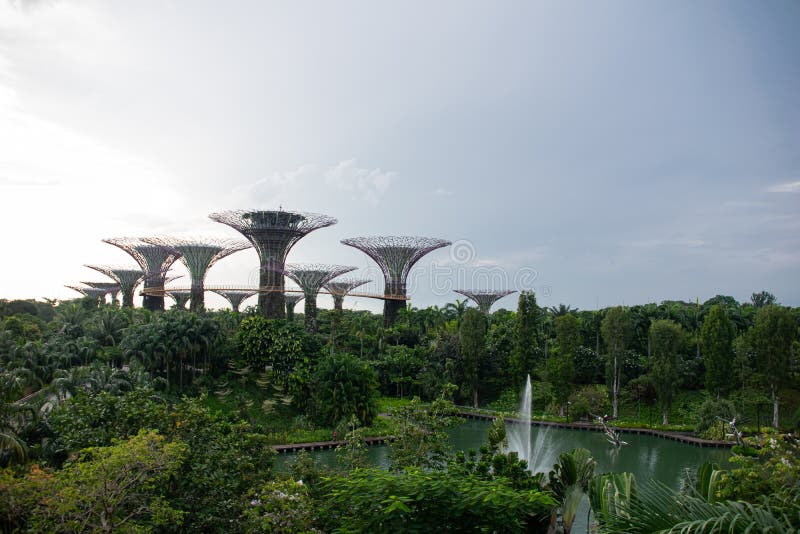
[102, 237, 182, 312]
[66, 285, 108, 301]
[341, 236, 450, 325]
[144, 237, 250, 312]
[166, 289, 192, 310]
[81, 281, 121, 303]
[323, 278, 371, 312]
[454, 289, 517, 314]
[211, 289, 258, 313]
[208, 209, 337, 318]
[85, 265, 147, 308]
[279, 264, 356, 332]
[283, 292, 305, 321]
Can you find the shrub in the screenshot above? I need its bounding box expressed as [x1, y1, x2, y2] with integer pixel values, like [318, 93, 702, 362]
[696, 397, 736, 439]
[568, 385, 610, 420]
[312, 353, 379, 426]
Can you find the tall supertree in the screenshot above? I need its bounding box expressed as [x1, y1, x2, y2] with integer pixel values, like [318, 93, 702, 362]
[208, 209, 337, 318]
[341, 236, 451, 326]
[85, 265, 147, 308]
[323, 278, 371, 312]
[144, 237, 250, 312]
[66, 285, 108, 303]
[166, 289, 192, 310]
[284, 292, 305, 321]
[278, 264, 356, 332]
[81, 281, 121, 304]
[211, 289, 258, 313]
[454, 289, 517, 314]
[102, 237, 182, 312]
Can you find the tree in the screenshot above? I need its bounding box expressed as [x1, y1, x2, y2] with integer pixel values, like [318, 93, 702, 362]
[312, 353, 379, 426]
[551, 314, 579, 416]
[373, 345, 423, 398]
[238, 316, 318, 390]
[317, 468, 555, 533]
[701, 304, 736, 398]
[167, 396, 275, 531]
[601, 306, 632, 418]
[460, 308, 486, 408]
[511, 291, 544, 386]
[443, 298, 468, 324]
[388, 395, 458, 470]
[548, 448, 596, 534]
[750, 291, 776, 309]
[748, 305, 795, 428]
[30, 430, 187, 533]
[649, 319, 684, 425]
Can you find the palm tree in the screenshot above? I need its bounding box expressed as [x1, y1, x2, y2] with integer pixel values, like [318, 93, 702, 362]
[549, 304, 578, 316]
[444, 299, 468, 324]
[548, 448, 597, 533]
[92, 308, 129, 347]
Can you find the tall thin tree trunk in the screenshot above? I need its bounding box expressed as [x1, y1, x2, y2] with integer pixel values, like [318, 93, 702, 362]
[772, 384, 779, 428]
[612, 352, 619, 418]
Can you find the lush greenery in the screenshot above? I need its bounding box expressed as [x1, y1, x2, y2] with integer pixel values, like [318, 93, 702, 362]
[0, 290, 798, 532]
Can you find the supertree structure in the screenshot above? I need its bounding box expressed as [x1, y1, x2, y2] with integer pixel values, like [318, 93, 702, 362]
[166, 289, 192, 310]
[323, 278, 371, 312]
[143, 237, 250, 312]
[341, 236, 451, 325]
[454, 289, 517, 314]
[283, 292, 305, 321]
[85, 265, 147, 308]
[208, 209, 337, 318]
[81, 281, 121, 303]
[102, 237, 182, 312]
[211, 289, 258, 313]
[278, 264, 356, 332]
[66, 285, 109, 302]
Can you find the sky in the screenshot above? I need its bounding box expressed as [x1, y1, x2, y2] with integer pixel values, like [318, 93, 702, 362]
[1, 0, 798, 312]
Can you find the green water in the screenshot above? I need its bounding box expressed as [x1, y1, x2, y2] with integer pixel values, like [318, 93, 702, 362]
[274, 419, 731, 531]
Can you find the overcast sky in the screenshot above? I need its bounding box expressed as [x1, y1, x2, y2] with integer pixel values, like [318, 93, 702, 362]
[1, 0, 798, 312]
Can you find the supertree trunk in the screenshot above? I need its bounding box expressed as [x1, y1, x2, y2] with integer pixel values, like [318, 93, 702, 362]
[189, 281, 204, 312]
[260, 268, 285, 319]
[304, 292, 317, 332]
[143, 279, 165, 312]
[384, 297, 405, 327]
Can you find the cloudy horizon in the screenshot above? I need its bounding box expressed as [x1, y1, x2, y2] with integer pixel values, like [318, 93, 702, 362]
[1, 0, 798, 312]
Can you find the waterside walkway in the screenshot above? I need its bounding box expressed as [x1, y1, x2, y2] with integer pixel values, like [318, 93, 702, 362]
[272, 411, 731, 453]
[273, 435, 395, 453]
[460, 411, 732, 448]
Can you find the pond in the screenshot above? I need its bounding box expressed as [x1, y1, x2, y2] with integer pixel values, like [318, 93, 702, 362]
[274, 418, 731, 531]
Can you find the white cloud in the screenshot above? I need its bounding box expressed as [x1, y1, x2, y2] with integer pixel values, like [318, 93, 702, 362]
[431, 187, 453, 197]
[230, 164, 321, 204]
[324, 159, 394, 203]
[766, 181, 800, 193]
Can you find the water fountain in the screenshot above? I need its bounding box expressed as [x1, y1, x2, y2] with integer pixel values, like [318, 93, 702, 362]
[505, 374, 557, 473]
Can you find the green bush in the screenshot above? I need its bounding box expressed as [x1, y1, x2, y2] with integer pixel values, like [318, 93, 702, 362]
[568, 385, 610, 420]
[317, 468, 555, 532]
[696, 397, 736, 439]
[486, 387, 519, 412]
[312, 353, 379, 426]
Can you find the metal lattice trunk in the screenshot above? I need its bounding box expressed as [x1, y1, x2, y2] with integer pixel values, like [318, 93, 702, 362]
[340, 236, 450, 326]
[208, 209, 337, 318]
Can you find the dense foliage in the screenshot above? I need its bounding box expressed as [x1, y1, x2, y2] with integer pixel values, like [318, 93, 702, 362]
[0, 290, 798, 532]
